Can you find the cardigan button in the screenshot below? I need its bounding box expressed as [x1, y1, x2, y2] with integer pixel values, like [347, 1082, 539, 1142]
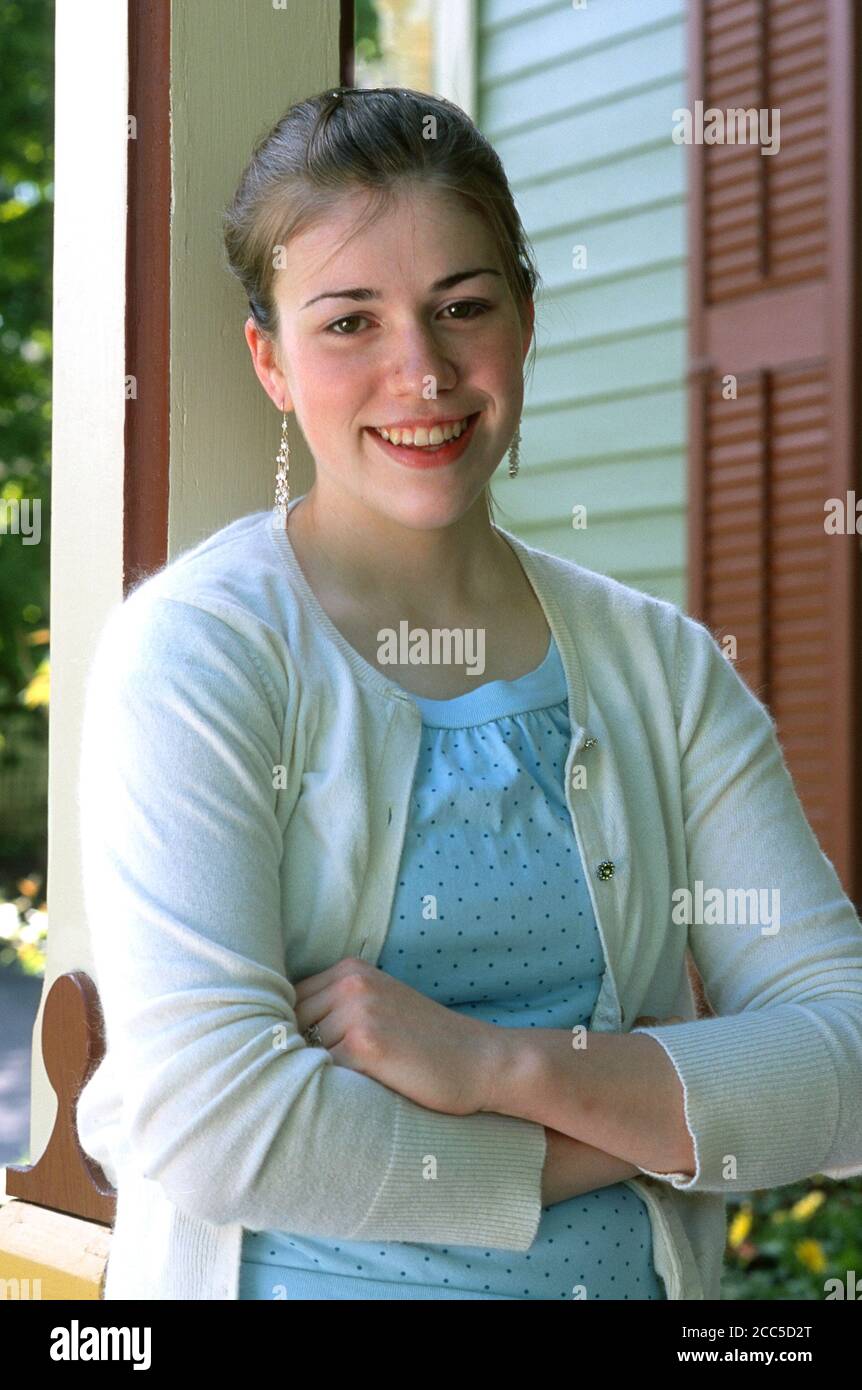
[583, 735, 598, 748]
[597, 860, 615, 880]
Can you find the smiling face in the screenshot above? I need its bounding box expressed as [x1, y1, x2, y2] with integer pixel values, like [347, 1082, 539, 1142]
[245, 181, 534, 531]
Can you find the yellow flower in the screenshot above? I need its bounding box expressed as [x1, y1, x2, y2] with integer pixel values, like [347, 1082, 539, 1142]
[795, 1239, 826, 1273]
[728, 1205, 753, 1248]
[22, 656, 50, 708]
[791, 1190, 826, 1221]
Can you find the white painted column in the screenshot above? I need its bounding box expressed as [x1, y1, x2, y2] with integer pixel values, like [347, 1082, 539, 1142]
[28, 0, 340, 1167]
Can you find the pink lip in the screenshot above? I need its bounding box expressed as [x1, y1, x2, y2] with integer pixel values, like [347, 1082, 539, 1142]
[364, 412, 481, 470]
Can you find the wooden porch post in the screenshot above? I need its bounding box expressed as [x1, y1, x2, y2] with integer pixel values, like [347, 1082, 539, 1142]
[1, 0, 346, 1296]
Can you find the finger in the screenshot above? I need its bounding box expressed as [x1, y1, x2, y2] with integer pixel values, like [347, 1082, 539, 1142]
[296, 992, 356, 1054]
[296, 1005, 341, 1051]
[294, 979, 339, 1035]
[294, 955, 370, 1004]
[327, 1037, 368, 1074]
[293, 967, 335, 1005]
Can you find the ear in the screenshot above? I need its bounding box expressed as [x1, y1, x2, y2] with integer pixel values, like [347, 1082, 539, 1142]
[244, 315, 294, 412]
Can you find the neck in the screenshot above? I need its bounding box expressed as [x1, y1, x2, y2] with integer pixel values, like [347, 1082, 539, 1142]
[286, 485, 516, 616]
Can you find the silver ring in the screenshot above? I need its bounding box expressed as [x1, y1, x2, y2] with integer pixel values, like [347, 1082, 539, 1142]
[303, 1023, 323, 1047]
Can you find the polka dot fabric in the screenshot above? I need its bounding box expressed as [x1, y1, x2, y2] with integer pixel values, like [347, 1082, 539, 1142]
[240, 632, 665, 1300]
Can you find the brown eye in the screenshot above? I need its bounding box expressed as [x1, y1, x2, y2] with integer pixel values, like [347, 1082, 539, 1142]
[326, 315, 368, 335]
[442, 301, 488, 320]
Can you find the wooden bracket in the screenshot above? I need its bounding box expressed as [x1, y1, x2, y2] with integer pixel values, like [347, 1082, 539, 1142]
[5, 971, 116, 1226]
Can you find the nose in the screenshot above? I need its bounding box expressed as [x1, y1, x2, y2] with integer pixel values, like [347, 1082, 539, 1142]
[383, 318, 458, 398]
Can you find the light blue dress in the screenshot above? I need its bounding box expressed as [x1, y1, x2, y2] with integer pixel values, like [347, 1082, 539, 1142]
[240, 631, 665, 1300]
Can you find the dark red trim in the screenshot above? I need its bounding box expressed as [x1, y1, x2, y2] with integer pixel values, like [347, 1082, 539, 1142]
[686, 0, 706, 619]
[340, 0, 355, 87]
[124, 0, 171, 593]
[826, 0, 861, 908]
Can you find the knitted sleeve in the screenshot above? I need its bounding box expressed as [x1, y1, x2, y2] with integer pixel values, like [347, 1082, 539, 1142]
[631, 609, 862, 1193]
[76, 591, 546, 1247]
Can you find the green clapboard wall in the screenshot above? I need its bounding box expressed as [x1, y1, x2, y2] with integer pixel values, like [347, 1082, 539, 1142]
[477, 0, 687, 607]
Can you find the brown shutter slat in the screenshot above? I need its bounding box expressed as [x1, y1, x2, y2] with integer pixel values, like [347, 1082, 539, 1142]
[769, 363, 833, 845]
[688, 0, 861, 906]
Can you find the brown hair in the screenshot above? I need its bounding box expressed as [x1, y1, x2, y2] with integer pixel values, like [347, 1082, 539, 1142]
[222, 86, 541, 521]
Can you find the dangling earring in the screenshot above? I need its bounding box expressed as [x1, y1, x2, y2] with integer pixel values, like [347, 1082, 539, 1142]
[274, 406, 290, 519]
[508, 422, 521, 478]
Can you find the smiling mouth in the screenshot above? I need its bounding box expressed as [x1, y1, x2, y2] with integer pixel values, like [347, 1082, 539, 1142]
[369, 413, 479, 449]
[364, 411, 483, 455]
[364, 411, 482, 467]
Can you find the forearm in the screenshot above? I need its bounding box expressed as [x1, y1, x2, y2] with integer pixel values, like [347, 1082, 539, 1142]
[486, 1027, 696, 1178]
[540, 1126, 642, 1206]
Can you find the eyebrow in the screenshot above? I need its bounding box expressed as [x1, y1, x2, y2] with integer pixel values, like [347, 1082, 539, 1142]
[300, 267, 503, 311]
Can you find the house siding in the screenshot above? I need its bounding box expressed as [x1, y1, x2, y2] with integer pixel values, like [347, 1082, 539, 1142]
[477, 0, 688, 605]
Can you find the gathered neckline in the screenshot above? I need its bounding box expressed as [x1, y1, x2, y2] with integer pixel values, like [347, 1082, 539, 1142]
[265, 496, 589, 737]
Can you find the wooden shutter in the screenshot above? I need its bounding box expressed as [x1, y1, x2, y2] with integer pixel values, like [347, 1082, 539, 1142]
[687, 0, 860, 904]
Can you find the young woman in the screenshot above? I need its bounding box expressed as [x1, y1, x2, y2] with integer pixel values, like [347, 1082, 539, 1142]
[76, 87, 862, 1301]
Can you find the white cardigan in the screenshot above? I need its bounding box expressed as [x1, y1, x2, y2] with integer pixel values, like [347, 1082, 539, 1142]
[76, 499, 862, 1299]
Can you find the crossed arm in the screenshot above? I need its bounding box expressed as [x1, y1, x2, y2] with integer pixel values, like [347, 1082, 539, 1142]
[292, 955, 696, 1201]
[482, 1024, 697, 1186]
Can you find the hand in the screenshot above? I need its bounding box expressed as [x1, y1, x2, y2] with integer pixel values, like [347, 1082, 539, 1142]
[292, 956, 502, 1116]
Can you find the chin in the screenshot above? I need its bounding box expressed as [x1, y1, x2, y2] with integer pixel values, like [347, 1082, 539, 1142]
[384, 489, 487, 531]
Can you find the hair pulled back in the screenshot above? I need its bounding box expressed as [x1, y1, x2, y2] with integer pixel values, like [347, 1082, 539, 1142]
[223, 87, 540, 518]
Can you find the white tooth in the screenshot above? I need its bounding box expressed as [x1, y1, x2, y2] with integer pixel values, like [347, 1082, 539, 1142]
[380, 419, 472, 447]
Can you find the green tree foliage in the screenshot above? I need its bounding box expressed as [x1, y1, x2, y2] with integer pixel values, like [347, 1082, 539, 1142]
[723, 1180, 862, 1300]
[355, 0, 382, 64]
[0, 0, 53, 769]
